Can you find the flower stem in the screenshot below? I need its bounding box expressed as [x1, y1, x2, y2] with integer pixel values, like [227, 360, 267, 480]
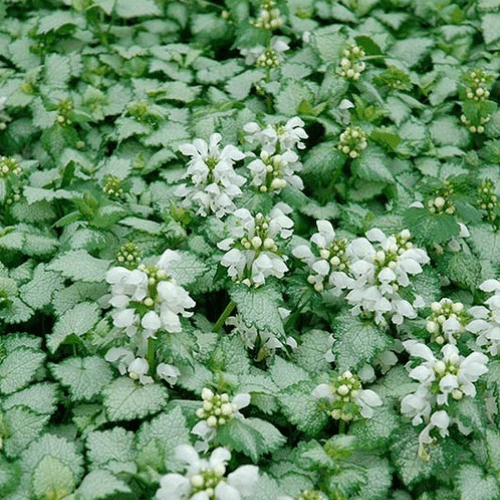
[338, 420, 346, 434]
[146, 337, 156, 375]
[212, 300, 236, 333]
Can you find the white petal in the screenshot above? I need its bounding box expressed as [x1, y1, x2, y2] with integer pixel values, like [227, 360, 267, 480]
[226, 465, 259, 495]
[209, 447, 231, 468]
[232, 393, 251, 410]
[214, 483, 241, 500]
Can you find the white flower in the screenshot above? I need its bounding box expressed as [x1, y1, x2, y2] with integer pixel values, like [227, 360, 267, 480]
[176, 133, 246, 218]
[418, 410, 450, 461]
[239, 37, 289, 67]
[401, 340, 488, 455]
[218, 206, 293, 286]
[107, 254, 195, 338]
[467, 280, 500, 355]
[156, 363, 181, 385]
[243, 116, 307, 155]
[247, 149, 304, 194]
[312, 371, 382, 421]
[193, 390, 250, 449]
[156, 445, 258, 500]
[128, 357, 154, 385]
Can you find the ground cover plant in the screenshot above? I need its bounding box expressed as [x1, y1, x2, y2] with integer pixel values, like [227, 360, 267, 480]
[1, 0, 500, 498]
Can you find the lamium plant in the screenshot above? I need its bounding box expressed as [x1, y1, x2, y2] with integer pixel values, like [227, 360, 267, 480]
[2, 0, 500, 499]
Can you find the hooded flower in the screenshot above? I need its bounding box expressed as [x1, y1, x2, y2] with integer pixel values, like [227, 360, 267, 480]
[156, 445, 259, 500]
[175, 133, 247, 218]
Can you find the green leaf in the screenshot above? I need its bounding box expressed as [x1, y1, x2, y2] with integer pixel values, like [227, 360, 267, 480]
[3, 383, 58, 415]
[168, 251, 209, 287]
[103, 378, 168, 422]
[47, 250, 112, 282]
[47, 302, 100, 353]
[351, 145, 394, 184]
[50, 356, 114, 401]
[76, 470, 130, 500]
[32, 456, 76, 500]
[437, 252, 482, 289]
[302, 141, 345, 185]
[19, 263, 64, 310]
[457, 464, 499, 500]
[230, 285, 285, 341]
[0, 347, 45, 395]
[225, 69, 266, 100]
[469, 224, 500, 265]
[275, 79, 316, 117]
[370, 130, 401, 150]
[293, 330, 333, 374]
[136, 407, 189, 469]
[246, 472, 283, 500]
[486, 429, 500, 474]
[388, 38, 434, 67]
[429, 116, 468, 147]
[404, 207, 460, 245]
[482, 13, 500, 44]
[115, 0, 161, 17]
[280, 382, 329, 435]
[44, 54, 71, 88]
[390, 426, 444, 486]
[3, 407, 50, 458]
[245, 417, 287, 454]
[216, 418, 263, 462]
[332, 313, 392, 372]
[0, 457, 21, 497]
[270, 356, 309, 390]
[21, 434, 83, 480]
[352, 456, 392, 500]
[86, 427, 134, 466]
[212, 335, 250, 375]
[349, 405, 399, 450]
[312, 26, 344, 64]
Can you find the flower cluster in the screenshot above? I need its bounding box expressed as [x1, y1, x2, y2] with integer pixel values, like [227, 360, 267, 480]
[460, 113, 490, 134]
[116, 242, 141, 269]
[192, 388, 250, 449]
[427, 180, 455, 215]
[426, 299, 468, 345]
[156, 445, 259, 500]
[467, 280, 500, 356]
[175, 133, 247, 218]
[105, 347, 180, 385]
[102, 175, 124, 199]
[105, 249, 195, 382]
[244, 116, 306, 194]
[462, 69, 493, 102]
[313, 370, 382, 421]
[244, 116, 307, 155]
[218, 205, 294, 286]
[401, 340, 488, 460]
[293, 220, 349, 293]
[296, 224, 429, 325]
[251, 0, 284, 30]
[334, 228, 429, 325]
[338, 44, 366, 81]
[240, 37, 289, 68]
[56, 98, 73, 126]
[459, 69, 495, 133]
[477, 179, 498, 223]
[337, 126, 368, 158]
[0, 157, 21, 177]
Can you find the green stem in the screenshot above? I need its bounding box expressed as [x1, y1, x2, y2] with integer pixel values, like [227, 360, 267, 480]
[212, 300, 236, 333]
[338, 420, 346, 434]
[146, 337, 156, 374]
[322, 164, 345, 204]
